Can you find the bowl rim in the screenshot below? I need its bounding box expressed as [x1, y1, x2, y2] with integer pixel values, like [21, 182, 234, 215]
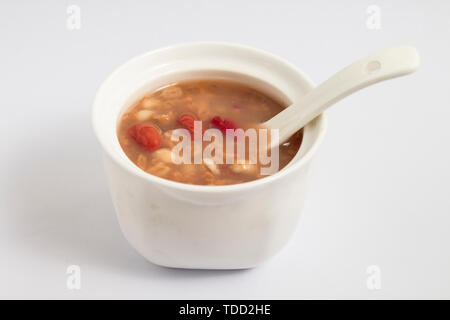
[92, 41, 327, 194]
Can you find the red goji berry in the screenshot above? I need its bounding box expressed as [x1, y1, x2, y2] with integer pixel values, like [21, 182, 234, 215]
[128, 123, 162, 151]
[211, 116, 238, 133]
[178, 113, 200, 134]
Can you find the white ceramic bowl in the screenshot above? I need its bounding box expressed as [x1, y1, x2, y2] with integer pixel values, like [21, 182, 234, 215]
[92, 42, 327, 269]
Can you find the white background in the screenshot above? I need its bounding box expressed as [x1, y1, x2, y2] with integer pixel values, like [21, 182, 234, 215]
[1, 0, 449, 299]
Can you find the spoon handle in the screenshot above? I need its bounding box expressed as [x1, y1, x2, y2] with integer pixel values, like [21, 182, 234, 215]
[264, 46, 420, 145]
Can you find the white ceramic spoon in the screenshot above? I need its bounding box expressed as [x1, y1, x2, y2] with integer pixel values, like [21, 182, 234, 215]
[264, 46, 420, 148]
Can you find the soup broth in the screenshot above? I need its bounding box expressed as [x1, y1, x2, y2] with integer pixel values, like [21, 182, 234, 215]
[117, 79, 303, 185]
